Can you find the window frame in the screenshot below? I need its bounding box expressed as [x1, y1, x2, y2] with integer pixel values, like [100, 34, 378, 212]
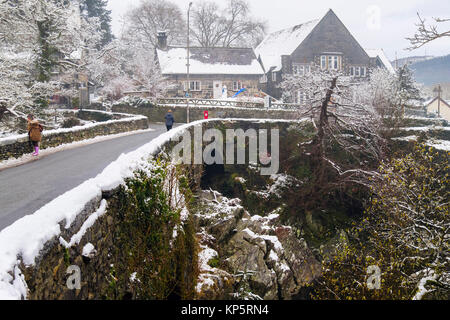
[184, 81, 201, 91]
[233, 81, 243, 91]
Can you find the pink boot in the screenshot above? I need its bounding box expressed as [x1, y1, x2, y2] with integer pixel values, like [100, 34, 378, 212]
[32, 146, 39, 156]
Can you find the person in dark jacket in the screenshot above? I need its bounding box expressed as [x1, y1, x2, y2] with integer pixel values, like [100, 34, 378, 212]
[164, 110, 175, 131]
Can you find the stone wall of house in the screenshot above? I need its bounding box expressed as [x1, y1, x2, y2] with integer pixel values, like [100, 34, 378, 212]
[164, 74, 262, 99]
[0, 114, 149, 161]
[112, 103, 299, 124]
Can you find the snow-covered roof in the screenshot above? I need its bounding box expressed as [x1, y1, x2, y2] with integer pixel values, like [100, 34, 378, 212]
[255, 19, 320, 72]
[365, 49, 395, 74]
[156, 47, 264, 76]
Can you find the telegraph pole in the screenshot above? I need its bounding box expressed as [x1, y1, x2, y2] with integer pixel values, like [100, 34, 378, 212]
[434, 85, 442, 117]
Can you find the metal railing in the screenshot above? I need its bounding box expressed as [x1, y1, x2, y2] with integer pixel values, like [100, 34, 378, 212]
[156, 98, 301, 110]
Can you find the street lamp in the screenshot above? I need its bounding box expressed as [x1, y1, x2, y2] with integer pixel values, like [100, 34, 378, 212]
[186, 2, 193, 123]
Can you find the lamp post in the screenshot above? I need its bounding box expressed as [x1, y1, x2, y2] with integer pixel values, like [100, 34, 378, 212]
[186, 2, 193, 123]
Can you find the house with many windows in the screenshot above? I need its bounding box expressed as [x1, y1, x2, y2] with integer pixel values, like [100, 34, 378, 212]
[155, 32, 265, 99]
[255, 9, 395, 102]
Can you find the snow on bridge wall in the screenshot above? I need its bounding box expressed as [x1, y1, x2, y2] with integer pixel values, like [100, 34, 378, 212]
[0, 110, 149, 161]
[0, 119, 304, 299]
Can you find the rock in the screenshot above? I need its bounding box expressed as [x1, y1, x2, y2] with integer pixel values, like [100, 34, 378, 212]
[194, 190, 322, 300]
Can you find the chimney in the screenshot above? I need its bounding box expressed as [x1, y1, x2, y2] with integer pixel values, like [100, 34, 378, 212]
[157, 31, 168, 50]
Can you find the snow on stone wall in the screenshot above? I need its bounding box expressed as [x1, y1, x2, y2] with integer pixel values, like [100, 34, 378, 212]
[0, 111, 149, 161]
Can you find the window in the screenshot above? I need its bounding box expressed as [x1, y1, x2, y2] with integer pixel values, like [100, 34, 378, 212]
[233, 81, 243, 91]
[272, 72, 277, 82]
[350, 66, 367, 78]
[296, 90, 309, 105]
[184, 81, 201, 91]
[321, 55, 341, 70]
[293, 64, 310, 76]
[321, 56, 327, 69]
[260, 75, 267, 83]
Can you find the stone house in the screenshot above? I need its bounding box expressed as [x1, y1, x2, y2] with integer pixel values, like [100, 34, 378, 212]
[255, 9, 395, 102]
[155, 33, 265, 99]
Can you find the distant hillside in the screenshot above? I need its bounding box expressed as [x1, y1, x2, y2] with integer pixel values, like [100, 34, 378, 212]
[391, 56, 434, 68]
[409, 54, 450, 86]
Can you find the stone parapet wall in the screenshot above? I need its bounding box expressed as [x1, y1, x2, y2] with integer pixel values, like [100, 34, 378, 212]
[0, 114, 149, 161]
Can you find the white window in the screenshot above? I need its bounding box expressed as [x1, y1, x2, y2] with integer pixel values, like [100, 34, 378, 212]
[321, 56, 327, 70]
[260, 75, 267, 83]
[305, 65, 311, 74]
[361, 67, 366, 77]
[355, 67, 360, 77]
[321, 55, 341, 70]
[184, 81, 201, 91]
[272, 72, 277, 82]
[296, 90, 309, 105]
[233, 81, 243, 91]
[349, 66, 354, 76]
[293, 64, 310, 76]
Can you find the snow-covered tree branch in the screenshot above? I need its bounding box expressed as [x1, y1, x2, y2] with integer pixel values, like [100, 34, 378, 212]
[407, 13, 450, 50]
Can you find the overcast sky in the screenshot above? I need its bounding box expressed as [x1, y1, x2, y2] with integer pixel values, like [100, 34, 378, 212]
[106, 0, 449, 60]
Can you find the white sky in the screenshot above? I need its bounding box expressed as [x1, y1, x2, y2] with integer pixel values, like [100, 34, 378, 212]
[107, 0, 450, 60]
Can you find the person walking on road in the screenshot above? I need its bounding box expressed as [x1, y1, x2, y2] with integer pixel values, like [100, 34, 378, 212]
[27, 114, 43, 156]
[165, 109, 175, 131]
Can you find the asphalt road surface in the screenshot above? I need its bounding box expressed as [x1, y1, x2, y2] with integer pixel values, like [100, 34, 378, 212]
[0, 123, 173, 231]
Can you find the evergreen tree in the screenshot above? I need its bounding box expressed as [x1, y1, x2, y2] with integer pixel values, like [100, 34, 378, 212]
[396, 64, 421, 103]
[79, 0, 114, 47]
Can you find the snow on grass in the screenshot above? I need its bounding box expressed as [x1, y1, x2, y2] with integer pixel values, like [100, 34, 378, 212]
[392, 136, 450, 151]
[427, 139, 450, 151]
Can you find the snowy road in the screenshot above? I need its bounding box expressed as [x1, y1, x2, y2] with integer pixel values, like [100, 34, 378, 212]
[0, 123, 174, 231]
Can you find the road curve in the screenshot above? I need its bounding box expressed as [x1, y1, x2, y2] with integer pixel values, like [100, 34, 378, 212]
[0, 123, 172, 231]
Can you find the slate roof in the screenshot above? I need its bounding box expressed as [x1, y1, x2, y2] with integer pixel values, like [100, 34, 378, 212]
[255, 19, 320, 72]
[365, 49, 396, 74]
[156, 46, 264, 75]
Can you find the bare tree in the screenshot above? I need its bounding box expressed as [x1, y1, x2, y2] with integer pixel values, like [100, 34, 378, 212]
[280, 67, 385, 210]
[121, 0, 185, 49]
[407, 13, 450, 50]
[190, 1, 224, 48]
[191, 0, 266, 48]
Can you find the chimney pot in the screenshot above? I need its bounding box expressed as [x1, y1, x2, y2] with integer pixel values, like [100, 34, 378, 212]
[157, 31, 168, 50]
